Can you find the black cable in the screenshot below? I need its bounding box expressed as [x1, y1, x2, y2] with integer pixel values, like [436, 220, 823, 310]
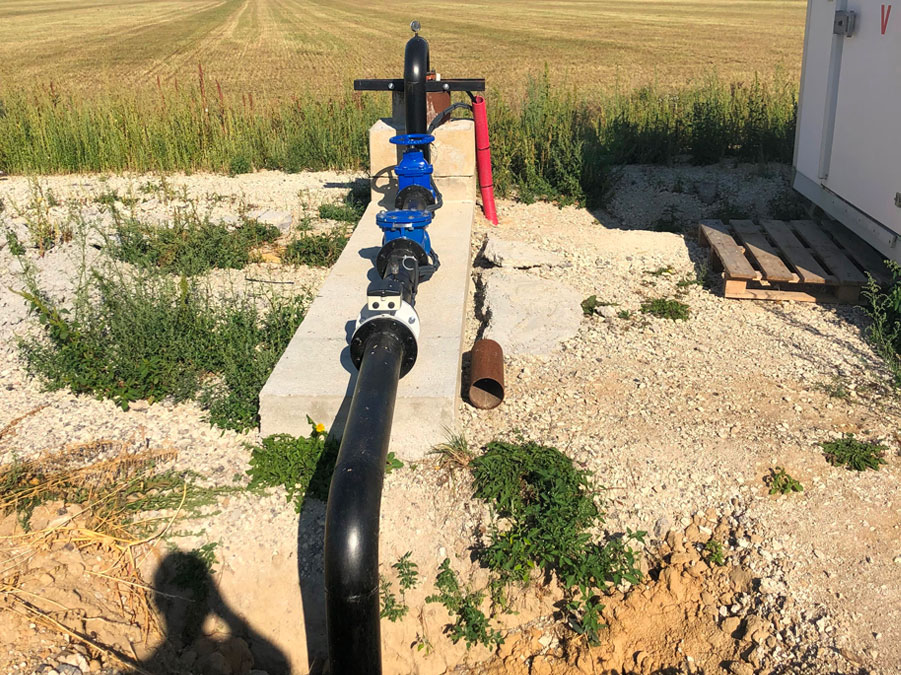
[425, 176, 443, 212]
[427, 102, 473, 133]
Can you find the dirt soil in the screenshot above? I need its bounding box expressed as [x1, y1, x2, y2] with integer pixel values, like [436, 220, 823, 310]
[0, 164, 899, 675]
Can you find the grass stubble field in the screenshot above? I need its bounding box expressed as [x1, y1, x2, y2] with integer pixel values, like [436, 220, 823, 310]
[0, 0, 806, 98]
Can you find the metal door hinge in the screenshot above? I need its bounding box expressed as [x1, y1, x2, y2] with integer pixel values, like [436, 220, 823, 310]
[834, 10, 857, 36]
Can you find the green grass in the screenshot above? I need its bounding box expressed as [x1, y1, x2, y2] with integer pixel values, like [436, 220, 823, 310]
[430, 432, 474, 470]
[821, 434, 887, 472]
[245, 423, 405, 508]
[640, 297, 690, 321]
[0, 74, 797, 207]
[470, 440, 644, 644]
[111, 208, 280, 275]
[14, 258, 310, 431]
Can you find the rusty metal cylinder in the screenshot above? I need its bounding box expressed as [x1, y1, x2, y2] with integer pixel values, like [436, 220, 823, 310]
[468, 339, 504, 409]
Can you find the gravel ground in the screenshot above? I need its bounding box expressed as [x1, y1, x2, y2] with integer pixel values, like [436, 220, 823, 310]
[1, 166, 899, 675]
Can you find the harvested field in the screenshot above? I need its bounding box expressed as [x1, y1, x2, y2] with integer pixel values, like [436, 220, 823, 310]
[0, 0, 806, 98]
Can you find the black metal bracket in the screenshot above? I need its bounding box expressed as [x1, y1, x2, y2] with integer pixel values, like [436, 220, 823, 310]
[354, 78, 485, 93]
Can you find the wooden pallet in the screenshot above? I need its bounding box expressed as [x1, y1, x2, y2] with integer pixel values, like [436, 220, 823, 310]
[698, 219, 890, 303]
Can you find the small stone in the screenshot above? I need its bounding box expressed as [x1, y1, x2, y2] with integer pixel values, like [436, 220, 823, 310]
[247, 209, 293, 232]
[722, 616, 741, 635]
[684, 523, 701, 543]
[480, 268, 582, 356]
[480, 237, 564, 268]
[758, 577, 784, 594]
[596, 304, 617, 319]
[654, 516, 671, 539]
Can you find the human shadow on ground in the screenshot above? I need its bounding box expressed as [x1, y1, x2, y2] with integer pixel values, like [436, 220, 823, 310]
[130, 550, 290, 675]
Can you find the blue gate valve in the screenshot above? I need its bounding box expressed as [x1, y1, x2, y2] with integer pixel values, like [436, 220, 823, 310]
[390, 134, 436, 201]
[376, 209, 432, 255]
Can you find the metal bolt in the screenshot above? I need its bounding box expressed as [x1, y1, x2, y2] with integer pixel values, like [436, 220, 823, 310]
[388, 82, 394, 90]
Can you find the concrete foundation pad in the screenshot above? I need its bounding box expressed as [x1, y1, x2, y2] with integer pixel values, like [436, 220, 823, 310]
[260, 198, 474, 459]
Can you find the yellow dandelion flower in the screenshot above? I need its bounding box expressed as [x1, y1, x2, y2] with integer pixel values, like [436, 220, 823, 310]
[315, 423, 326, 433]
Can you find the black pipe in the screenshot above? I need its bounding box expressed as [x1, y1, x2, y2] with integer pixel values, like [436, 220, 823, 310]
[324, 329, 405, 675]
[403, 34, 429, 159]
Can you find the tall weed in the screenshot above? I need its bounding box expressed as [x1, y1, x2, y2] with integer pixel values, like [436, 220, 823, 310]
[0, 74, 797, 206]
[863, 262, 901, 388]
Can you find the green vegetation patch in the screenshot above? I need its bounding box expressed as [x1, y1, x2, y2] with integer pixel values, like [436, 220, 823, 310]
[821, 433, 887, 472]
[318, 185, 370, 224]
[16, 265, 309, 431]
[245, 419, 337, 509]
[470, 440, 644, 643]
[426, 558, 503, 649]
[245, 420, 404, 508]
[380, 552, 420, 622]
[581, 295, 616, 317]
[767, 466, 803, 495]
[640, 297, 690, 321]
[704, 539, 726, 566]
[111, 209, 280, 275]
[283, 227, 349, 267]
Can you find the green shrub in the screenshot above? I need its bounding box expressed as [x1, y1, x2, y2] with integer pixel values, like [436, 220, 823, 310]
[16, 264, 309, 431]
[283, 228, 349, 267]
[640, 297, 690, 321]
[821, 433, 887, 472]
[111, 209, 280, 275]
[470, 440, 644, 644]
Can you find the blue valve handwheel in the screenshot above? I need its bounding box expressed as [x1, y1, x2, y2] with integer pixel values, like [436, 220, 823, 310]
[389, 133, 435, 146]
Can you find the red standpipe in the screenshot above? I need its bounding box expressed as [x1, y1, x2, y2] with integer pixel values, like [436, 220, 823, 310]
[472, 95, 498, 225]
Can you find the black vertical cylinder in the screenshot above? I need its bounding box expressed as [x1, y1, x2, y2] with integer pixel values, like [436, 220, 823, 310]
[324, 330, 405, 675]
[403, 34, 429, 139]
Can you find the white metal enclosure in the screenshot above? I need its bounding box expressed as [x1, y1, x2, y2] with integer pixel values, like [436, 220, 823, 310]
[794, 0, 900, 263]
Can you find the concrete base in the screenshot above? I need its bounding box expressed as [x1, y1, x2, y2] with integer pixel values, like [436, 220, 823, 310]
[260, 121, 476, 459]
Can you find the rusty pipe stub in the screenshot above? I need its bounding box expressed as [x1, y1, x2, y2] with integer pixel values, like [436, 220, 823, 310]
[468, 339, 504, 409]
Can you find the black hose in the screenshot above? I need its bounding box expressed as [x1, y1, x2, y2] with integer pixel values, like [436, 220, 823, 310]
[324, 329, 406, 675]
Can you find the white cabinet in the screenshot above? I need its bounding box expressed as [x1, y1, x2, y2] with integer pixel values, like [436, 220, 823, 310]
[794, 0, 901, 263]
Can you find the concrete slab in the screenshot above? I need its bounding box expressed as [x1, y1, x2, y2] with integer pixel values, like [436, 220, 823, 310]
[260, 191, 475, 460]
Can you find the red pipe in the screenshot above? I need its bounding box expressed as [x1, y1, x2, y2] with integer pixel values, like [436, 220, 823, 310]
[472, 95, 498, 225]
